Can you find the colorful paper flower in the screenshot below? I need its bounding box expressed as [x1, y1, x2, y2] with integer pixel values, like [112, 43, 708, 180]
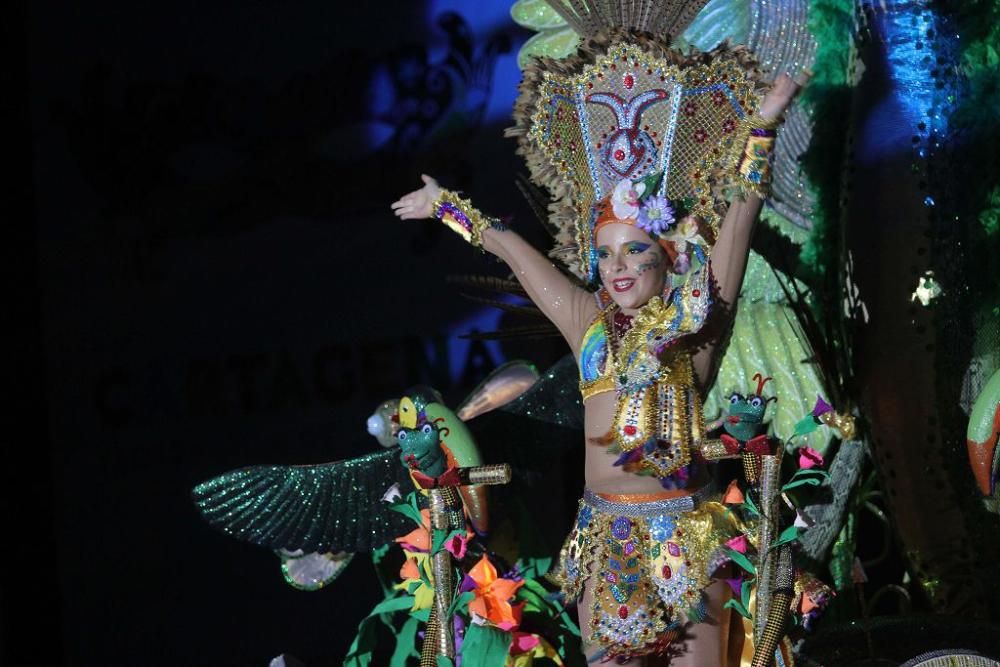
[611, 178, 644, 220]
[722, 479, 745, 505]
[637, 195, 675, 235]
[725, 535, 750, 554]
[664, 216, 705, 254]
[464, 555, 524, 630]
[444, 532, 469, 560]
[794, 508, 816, 529]
[797, 446, 824, 470]
[811, 395, 834, 417]
[395, 552, 434, 610]
[394, 509, 431, 552]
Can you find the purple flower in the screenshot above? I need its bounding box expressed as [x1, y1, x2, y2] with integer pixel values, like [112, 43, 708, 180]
[811, 395, 834, 417]
[672, 253, 691, 275]
[637, 195, 675, 235]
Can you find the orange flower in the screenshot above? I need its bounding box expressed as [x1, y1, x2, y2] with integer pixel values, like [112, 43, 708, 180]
[399, 556, 421, 581]
[466, 555, 524, 630]
[394, 509, 431, 552]
[722, 478, 744, 505]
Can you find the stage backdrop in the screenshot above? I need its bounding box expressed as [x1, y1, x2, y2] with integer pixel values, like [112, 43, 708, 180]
[23, 1, 568, 664]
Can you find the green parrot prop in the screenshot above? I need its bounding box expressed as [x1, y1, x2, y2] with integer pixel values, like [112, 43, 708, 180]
[191, 363, 540, 589]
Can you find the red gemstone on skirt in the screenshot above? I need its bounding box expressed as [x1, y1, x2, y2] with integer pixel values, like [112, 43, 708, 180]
[662, 565, 672, 579]
[619, 605, 629, 619]
[624, 425, 637, 436]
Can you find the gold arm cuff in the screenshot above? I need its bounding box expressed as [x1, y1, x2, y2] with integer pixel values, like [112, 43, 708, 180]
[431, 189, 500, 248]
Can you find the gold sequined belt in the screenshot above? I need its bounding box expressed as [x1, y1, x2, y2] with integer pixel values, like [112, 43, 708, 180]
[583, 486, 713, 516]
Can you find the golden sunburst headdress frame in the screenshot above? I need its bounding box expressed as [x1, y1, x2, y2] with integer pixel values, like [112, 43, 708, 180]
[507, 2, 768, 285]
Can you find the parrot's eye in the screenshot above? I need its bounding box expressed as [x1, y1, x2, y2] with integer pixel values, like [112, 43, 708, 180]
[729, 393, 742, 404]
[397, 430, 408, 441]
[749, 396, 764, 409]
[421, 423, 433, 435]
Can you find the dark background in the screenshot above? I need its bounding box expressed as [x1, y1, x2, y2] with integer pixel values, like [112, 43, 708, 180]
[3, 1, 571, 664]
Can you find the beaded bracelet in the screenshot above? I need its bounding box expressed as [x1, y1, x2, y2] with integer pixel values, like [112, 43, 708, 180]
[432, 189, 507, 248]
[735, 114, 781, 198]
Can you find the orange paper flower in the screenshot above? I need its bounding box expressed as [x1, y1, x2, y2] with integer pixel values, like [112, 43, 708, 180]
[466, 555, 524, 630]
[722, 478, 744, 504]
[394, 509, 431, 552]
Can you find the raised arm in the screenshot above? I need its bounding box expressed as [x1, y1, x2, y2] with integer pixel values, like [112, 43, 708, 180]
[693, 73, 807, 387]
[391, 176, 596, 351]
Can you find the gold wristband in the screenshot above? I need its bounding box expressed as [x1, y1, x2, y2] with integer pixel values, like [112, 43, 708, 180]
[432, 189, 504, 248]
[735, 115, 779, 198]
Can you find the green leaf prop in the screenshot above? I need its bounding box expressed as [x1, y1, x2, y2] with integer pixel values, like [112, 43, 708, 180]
[448, 591, 475, 619]
[723, 546, 756, 576]
[723, 578, 756, 620]
[460, 623, 511, 666]
[742, 491, 761, 517]
[771, 525, 801, 548]
[389, 616, 421, 667]
[741, 579, 754, 612]
[388, 492, 424, 527]
[794, 415, 820, 436]
[635, 170, 664, 200]
[345, 595, 417, 666]
[781, 468, 830, 492]
[432, 528, 464, 555]
[724, 597, 752, 620]
[436, 657, 455, 667]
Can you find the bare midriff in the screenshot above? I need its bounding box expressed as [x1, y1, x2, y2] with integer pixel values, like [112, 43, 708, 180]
[582, 390, 709, 497]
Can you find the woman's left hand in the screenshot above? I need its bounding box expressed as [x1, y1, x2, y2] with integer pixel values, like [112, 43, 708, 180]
[758, 71, 810, 120]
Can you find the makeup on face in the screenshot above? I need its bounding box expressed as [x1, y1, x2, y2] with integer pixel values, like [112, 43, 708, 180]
[595, 222, 669, 313]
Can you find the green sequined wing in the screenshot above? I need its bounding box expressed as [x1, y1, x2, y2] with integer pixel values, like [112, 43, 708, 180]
[192, 449, 414, 554]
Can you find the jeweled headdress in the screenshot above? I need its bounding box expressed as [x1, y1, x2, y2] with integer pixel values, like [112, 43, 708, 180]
[506, 3, 768, 284]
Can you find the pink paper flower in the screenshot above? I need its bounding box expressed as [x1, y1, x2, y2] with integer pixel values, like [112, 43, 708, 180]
[798, 446, 824, 469]
[726, 535, 750, 554]
[444, 532, 469, 560]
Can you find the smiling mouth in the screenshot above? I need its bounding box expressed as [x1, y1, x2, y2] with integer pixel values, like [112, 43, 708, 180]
[612, 278, 635, 293]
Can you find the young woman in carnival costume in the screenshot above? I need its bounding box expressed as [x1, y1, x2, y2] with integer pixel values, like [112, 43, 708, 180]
[392, 3, 809, 662]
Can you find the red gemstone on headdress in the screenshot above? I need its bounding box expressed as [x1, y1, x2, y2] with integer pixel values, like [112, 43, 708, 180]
[614, 149, 626, 161]
[662, 565, 672, 579]
[692, 289, 701, 297]
[619, 605, 629, 619]
[624, 73, 635, 89]
[624, 425, 637, 436]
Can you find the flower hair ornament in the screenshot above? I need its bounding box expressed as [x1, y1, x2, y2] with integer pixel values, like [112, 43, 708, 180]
[594, 169, 710, 280]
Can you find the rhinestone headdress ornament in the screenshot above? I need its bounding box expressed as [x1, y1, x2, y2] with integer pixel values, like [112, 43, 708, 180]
[506, 1, 769, 289]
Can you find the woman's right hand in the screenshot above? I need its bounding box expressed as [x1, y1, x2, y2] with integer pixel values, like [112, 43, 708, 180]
[390, 174, 442, 220]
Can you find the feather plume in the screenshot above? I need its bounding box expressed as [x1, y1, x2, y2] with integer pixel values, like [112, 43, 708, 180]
[542, 0, 710, 40]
